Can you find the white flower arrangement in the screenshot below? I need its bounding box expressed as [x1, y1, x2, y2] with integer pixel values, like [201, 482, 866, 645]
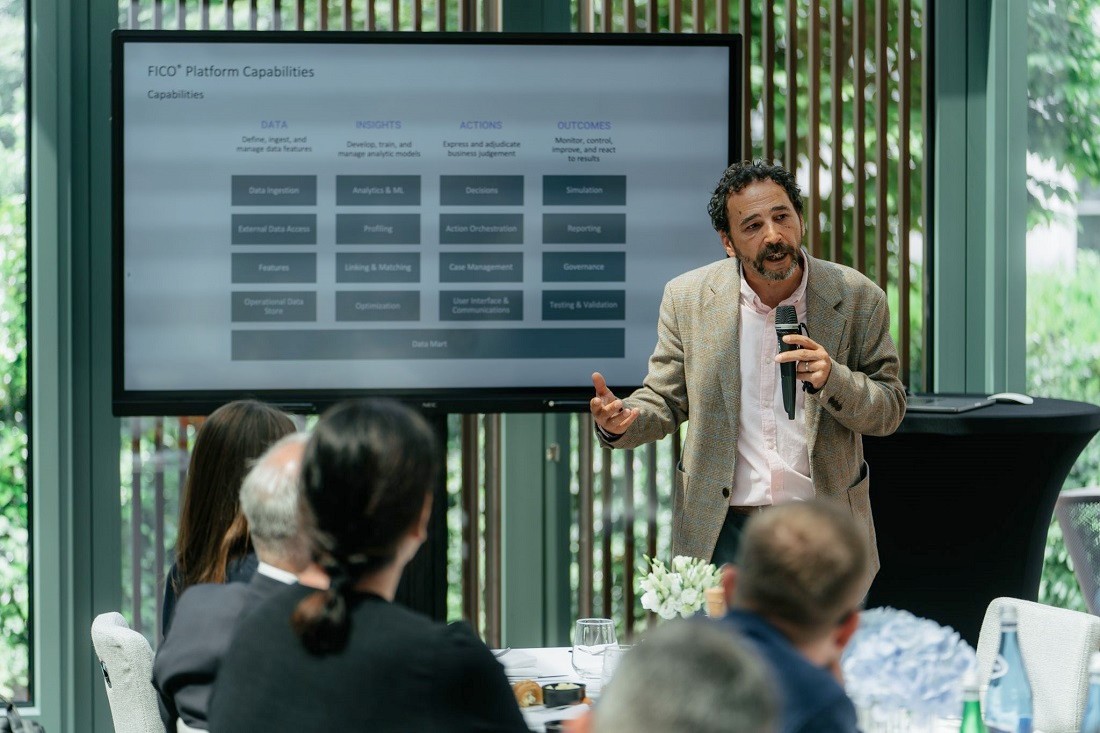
[639, 555, 722, 620]
[842, 607, 977, 718]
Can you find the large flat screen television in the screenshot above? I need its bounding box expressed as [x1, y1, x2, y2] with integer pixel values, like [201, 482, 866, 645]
[113, 30, 741, 415]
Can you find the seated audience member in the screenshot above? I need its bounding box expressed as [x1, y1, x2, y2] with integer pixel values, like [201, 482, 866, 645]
[574, 620, 776, 733]
[163, 399, 296, 636]
[720, 500, 868, 733]
[208, 399, 528, 733]
[154, 432, 316, 731]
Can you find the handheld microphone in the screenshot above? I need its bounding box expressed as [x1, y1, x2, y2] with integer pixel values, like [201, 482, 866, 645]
[775, 305, 800, 420]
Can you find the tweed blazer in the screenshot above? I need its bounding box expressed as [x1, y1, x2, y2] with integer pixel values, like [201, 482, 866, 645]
[602, 254, 906, 590]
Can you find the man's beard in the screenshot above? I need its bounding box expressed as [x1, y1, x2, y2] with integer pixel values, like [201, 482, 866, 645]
[737, 242, 801, 282]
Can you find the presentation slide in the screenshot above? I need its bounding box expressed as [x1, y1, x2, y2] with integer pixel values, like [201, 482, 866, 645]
[116, 34, 735, 409]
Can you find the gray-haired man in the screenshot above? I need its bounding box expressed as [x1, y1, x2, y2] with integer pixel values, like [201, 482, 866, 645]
[573, 620, 776, 733]
[154, 432, 313, 731]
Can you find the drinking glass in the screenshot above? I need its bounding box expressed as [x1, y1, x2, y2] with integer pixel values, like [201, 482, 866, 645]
[599, 644, 632, 689]
[571, 618, 618, 679]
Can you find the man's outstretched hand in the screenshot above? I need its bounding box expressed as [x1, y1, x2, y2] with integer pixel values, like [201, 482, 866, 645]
[590, 372, 639, 436]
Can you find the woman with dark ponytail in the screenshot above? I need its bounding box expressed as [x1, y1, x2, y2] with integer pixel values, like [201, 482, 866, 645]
[209, 399, 528, 733]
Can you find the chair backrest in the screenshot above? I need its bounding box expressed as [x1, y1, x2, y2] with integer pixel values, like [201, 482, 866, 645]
[976, 597, 1100, 733]
[90, 612, 164, 733]
[1055, 487, 1100, 614]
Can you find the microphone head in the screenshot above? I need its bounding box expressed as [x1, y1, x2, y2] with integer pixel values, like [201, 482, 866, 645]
[775, 305, 798, 329]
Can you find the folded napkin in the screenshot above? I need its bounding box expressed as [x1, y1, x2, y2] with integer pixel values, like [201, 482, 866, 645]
[496, 649, 539, 677]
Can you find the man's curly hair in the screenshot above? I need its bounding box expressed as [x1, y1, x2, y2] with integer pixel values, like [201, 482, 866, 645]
[707, 161, 804, 235]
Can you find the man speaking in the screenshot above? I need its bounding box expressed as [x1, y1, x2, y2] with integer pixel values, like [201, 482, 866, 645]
[590, 161, 905, 593]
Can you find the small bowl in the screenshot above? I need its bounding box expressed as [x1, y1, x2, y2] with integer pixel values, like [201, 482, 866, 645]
[542, 682, 586, 707]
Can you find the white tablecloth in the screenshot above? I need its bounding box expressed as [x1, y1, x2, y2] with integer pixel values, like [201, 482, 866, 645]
[495, 647, 589, 733]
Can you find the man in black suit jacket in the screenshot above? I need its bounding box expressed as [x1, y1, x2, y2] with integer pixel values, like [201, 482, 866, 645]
[153, 432, 321, 732]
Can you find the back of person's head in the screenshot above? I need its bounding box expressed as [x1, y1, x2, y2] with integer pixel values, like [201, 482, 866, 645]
[291, 398, 439, 655]
[707, 160, 804, 235]
[175, 400, 295, 591]
[734, 500, 868, 643]
[239, 432, 310, 572]
[591, 620, 775, 733]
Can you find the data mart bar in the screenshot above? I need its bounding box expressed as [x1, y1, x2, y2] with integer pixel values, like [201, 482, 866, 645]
[231, 327, 625, 360]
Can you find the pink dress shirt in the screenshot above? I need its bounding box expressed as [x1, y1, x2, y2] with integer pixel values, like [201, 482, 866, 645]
[731, 253, 815, 507]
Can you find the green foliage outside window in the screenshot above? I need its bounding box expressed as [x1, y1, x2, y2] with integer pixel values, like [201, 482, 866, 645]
[1031, 249, 1100, 612]
[0, 194, 27, 701]
[1027, 0, 1100, 613]
[0, 0, 25, 701]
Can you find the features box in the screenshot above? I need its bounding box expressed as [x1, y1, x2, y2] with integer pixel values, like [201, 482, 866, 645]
[231, 253, 317, 284]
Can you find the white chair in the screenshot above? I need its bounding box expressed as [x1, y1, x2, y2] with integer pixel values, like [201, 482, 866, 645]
[976, 597, 1100, 733]
[90, 612, 164, 733]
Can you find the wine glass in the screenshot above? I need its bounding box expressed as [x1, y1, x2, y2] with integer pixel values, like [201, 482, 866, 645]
[572, 618, 618, 680]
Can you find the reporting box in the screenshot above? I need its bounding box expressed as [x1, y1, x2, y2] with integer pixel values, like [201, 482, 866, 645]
[336, 214, 421, 245]
[335, 290, 420, 321]
[440, 290, 523, 321]
[542, 289, 626, 320]
[439, 214, 524, 245]
[439, 252, 523, 283]
[231, 214, 318, 245]
[542, 252, 625, 282]
[542, 214, 626, 244]
[231, 253, 317, 284]
[335, 175, 421, 206]
[231, 175, 317, 206]
[543, 175, 626, 206]
[231, 291, 317, 322]
[336, 253, 420, 283]
[440, 175, 524, 206]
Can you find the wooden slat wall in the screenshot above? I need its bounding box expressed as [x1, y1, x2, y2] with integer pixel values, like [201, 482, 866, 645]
[121, 0, 924, 643]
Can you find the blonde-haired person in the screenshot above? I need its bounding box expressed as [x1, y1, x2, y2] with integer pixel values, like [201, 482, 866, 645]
[719, 499, 868, 733]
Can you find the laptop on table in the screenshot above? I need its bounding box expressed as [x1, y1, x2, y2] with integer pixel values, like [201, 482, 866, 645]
[905, 395, 995, 414]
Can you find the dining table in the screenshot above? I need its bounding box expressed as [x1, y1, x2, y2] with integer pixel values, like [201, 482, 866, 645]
[492, 646, 1027, 733]
[495, 647, 591, 733]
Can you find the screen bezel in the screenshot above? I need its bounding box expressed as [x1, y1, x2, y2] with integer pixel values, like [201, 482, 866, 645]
[111, 29, 742, 416]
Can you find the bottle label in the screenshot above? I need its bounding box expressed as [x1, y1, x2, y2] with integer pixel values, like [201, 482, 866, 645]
[989, 654, 1008, 680]
[987, 716, 1032, 733]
